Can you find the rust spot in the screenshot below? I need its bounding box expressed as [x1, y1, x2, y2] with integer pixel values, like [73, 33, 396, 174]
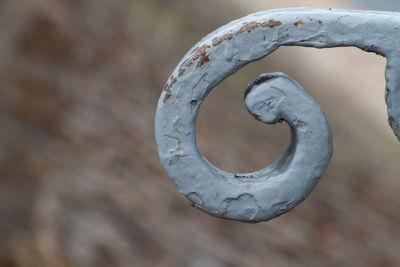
[180, 43, 212, 69]
[318, 20, 323, 24]
[163, 76, 177, 103]
[294, 20, 304, 28]
[191, 203, 196, 208]
[182, 58, 193, 67]
[178, 68, 185, 77]
[263, 36, 266, 41]
[190, 44, 210, 66]
[162, 82, 169, 92]
[170, 75, 177, 85]
[192, 45, 208, 60]
[163, 88, 172, 103]
[199, 55, 209, 66]
[238, 22, 260, 33]
[191, 44, 209, 59]
[190, 47, 198, 55]
[261, 19, 282, 29]
[279, 119, 284, 123]
[212, 33, 233, 46]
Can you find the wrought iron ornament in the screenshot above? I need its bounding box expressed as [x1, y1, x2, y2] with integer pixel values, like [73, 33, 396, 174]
[155, 8, 400, 222]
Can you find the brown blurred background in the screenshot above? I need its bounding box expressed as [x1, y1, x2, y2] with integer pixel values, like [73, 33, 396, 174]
[0, 0, 399, 266]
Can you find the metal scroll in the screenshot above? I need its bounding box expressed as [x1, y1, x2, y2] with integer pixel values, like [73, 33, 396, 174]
[155, 8, 400, 222]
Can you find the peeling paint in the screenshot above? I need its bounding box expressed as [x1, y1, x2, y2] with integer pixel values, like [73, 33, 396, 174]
[238, 21, 261, 33]
[163, 87, 171, 103]
[162, 76, 177, 103]
[199, 55, 209, 66]
[212, 33, 233, 46]
[295, 20, 304, 28]
[170, 75, 177, 85]
[261, 19, 282, 28]
[182, 57, 193, 67]
[178, 68, 185, 77]
[162, 82, 169, 92]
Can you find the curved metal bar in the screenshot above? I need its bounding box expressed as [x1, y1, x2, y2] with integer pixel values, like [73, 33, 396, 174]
[155, 8, 400, 222]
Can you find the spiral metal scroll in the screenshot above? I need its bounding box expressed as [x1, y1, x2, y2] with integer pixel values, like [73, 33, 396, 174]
[155, 8, 400, 223]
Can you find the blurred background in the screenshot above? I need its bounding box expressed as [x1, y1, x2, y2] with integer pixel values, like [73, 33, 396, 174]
[0, 0, 400, 266]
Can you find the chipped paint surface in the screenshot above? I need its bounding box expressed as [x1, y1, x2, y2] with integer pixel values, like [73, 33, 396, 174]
[212, 33, 233, 46]
[261, 19, 282, 28]
[294, 19, 304, 28]
[155, 8, 400, 222]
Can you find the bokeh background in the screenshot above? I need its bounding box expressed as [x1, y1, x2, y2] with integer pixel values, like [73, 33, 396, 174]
[0, 0, 400, 266]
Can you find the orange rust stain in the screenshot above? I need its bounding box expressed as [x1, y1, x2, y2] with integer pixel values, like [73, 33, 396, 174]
[238, 22, 260, 33]
[192, 44, 208, 59]
[162, 82, 169, 92]
[178, 68, 185, 77]
[186, 44, 211, 67]
[182, 58, 193, 67]
[170, 75, 177, 85]
[163, 76, 176, 103]
[163, 88, 172, 103]
[191, 44, 208, 58]
[191, 203, 196, 208]
[199, 55, 209, 66]
[192, 44, 210, 66]
[212, 33, 233, 46]
[261, 19, 282, 29]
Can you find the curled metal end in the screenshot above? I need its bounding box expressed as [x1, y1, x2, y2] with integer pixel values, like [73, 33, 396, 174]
[155, 8, 400, 222]
[241, 72, 332, 220]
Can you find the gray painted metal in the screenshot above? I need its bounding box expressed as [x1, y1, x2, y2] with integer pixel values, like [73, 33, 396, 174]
[155, 8, 400, 223]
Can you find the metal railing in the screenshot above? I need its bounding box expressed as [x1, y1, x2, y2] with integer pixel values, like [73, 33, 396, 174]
[155, 8, 400, 223]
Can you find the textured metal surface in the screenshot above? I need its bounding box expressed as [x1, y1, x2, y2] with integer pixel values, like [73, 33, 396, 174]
[155, 8, 400, 223]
